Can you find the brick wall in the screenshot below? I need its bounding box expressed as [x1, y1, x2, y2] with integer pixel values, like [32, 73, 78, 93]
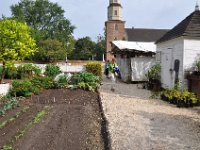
[105, 21, 126, 61]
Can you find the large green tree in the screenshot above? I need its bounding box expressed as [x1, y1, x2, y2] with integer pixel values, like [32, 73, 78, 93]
[72, 37, 95, 60]
[33, 39, 65, 62]
[11, 0, 75, 43]
[0, 19, 37, 83]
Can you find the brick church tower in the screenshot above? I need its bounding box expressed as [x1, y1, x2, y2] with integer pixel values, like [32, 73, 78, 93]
[105, 0, 126, 60]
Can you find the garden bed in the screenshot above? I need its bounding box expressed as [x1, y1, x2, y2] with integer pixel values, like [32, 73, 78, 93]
[0, 89, 107, 150]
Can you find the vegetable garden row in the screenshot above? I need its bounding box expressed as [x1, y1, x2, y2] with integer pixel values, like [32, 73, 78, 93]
[0, 62, 106, 150]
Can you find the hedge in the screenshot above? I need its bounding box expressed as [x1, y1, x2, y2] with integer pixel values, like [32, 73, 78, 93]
[85, 62, 102, 81]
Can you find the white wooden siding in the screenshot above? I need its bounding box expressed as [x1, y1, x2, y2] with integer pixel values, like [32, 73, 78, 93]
[183, 39, 200, 87]
[157, 37, 184, 88]
[183, 39, 200, 70]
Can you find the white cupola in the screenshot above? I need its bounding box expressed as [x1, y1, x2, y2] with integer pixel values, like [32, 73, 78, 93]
[108, 0, 123, 21]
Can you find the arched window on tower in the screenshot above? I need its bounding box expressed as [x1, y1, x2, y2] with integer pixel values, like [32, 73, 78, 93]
[115, 24, 118, 31]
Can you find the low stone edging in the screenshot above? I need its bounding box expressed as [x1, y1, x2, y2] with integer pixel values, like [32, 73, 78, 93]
[0, 83, 10, 96]
[97, 91, 111, 150]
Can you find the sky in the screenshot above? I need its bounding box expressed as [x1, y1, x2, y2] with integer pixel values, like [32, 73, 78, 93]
[0, 0, 198, 41]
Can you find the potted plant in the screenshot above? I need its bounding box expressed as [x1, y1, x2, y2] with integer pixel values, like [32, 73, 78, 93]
[146, 64, 161, 91]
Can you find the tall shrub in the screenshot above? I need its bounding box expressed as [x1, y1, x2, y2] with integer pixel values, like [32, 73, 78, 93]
[86, 62, 102, 81]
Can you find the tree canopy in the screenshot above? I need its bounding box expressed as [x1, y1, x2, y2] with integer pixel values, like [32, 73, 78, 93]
[0, 19, 37, 83]
[33, 39, 65, 62]
[11, 0, 75, 43]
[70, 36, 105, 61]
[10, 0, 75, 62]
[94, 35, 105, 60]
[72, 37, 95, 60]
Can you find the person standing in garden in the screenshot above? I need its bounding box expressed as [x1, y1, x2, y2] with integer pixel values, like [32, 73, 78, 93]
[104, 60, 110, 78]
[108, 59, 116, 82]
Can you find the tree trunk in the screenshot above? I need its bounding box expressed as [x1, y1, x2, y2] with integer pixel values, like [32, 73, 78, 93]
[0, 62, 6, 84]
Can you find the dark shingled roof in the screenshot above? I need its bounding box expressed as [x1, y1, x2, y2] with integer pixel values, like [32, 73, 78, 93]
[156, 10, 200, 43]
[125, 28, 169, 42]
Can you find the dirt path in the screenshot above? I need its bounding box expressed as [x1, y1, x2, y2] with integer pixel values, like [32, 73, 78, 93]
[100, 79, 200, 150]
[0, 89, 105, 150]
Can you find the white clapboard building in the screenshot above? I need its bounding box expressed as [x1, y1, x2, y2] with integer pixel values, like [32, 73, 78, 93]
[156, 5, 200, 88]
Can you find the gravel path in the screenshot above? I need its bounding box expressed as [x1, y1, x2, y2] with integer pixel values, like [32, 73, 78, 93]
[100, 78, 200, 150]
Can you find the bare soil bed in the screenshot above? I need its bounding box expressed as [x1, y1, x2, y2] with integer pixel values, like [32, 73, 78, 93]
[0, 89, 107, 150]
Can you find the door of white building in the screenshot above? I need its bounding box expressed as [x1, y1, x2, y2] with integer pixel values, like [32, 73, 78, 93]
[161, 48, 175, 88]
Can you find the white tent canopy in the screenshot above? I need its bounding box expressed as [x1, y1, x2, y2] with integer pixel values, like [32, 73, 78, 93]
[112, 40, 156, 53]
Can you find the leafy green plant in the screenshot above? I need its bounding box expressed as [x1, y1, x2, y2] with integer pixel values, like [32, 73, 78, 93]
[4, 66, 18, 79]
[86, 62, 102, 81]
[31, 76, 56, 92]
[0, 94, 13, 104]
[146, 64, 161, 90]
[17, 64, 41, 79]
[146, 64, 161, 81]
[78, 82, 99, 92]
[161, 88, 199, 107]
[0, 97, 24, 116]
[73, 72, 99, 84]
[56, 75, 69, 88]
[73, 72, 100, 92]
[44, 64, 61, 79]
[1, 145, 13, 150]
[41, 77, 55, 89]
[11, 80, 34, 97]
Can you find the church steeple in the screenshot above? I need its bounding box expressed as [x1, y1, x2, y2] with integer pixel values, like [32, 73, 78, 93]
[105, 0, 126, 60]
[108, 0, 123, 21]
